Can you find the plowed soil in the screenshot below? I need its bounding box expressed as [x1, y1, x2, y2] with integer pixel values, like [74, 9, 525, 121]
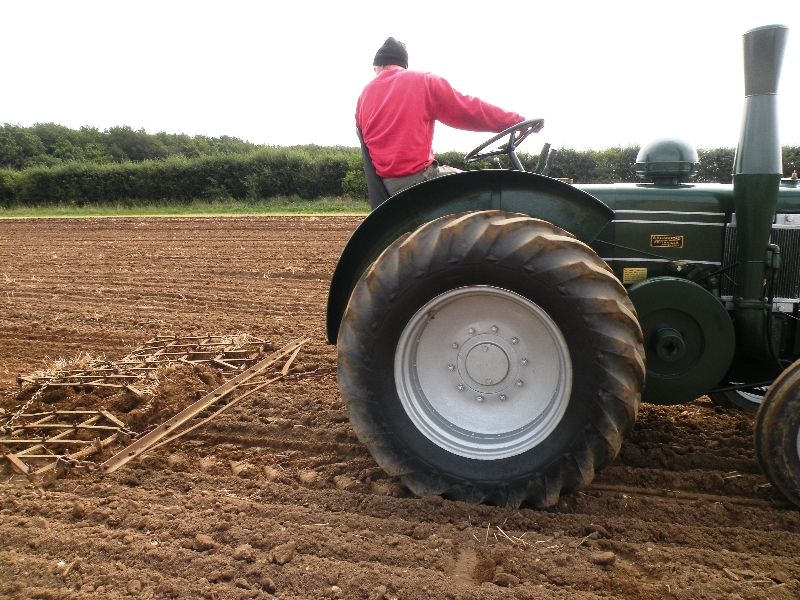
[0, 216, 798, 600]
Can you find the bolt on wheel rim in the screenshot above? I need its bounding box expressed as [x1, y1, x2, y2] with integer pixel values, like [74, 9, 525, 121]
[395, 286, 572, 460]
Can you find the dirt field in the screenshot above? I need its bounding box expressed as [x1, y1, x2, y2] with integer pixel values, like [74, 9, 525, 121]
[1, 215, 798, 600]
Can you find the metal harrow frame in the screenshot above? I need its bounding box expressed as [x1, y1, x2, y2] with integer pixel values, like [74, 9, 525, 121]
[15, 333, 270, 395]
[100, 337, 306, 474]
[2, 334, 304, 480]
[1, 410, 132, 477]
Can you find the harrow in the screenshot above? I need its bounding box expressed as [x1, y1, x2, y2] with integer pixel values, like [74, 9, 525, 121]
[1, 334, 307, 481]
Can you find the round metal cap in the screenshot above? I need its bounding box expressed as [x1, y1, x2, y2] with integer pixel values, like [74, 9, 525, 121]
[635, 138, 700, 181]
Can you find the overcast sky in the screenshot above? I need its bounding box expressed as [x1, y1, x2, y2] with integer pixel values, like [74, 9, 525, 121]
[1, 0, 798, 155]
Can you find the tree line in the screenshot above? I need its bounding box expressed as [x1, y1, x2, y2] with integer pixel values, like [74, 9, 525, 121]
[1, 123, 798, 207]
[0, 123, 263, 170]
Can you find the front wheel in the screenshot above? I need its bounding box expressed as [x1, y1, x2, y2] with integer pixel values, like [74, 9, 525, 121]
[337, 211, 645, 508]
[755, 359, 800, 508]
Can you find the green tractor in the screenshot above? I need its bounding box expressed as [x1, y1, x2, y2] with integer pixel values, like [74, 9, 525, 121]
[327, 25, 800, 509]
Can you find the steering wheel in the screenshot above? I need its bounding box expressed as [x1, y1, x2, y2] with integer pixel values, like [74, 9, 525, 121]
[464, 119, 544, 169]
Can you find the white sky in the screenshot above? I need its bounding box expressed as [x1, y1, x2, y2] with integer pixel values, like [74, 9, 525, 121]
[1, 0, 798, 153]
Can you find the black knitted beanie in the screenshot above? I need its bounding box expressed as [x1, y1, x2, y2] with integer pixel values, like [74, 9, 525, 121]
[373, 37, 408, 69]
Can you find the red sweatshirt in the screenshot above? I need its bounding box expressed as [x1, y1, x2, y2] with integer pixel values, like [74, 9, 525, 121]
[356, 69, 524, 178]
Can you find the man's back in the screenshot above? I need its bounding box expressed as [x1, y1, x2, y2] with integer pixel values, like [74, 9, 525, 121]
[357, 69, 440, 178]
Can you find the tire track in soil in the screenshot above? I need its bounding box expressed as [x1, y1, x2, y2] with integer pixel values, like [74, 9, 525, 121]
[1, 216, 799, 600]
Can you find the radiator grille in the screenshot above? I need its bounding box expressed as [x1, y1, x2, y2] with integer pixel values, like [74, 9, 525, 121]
[721, 221, 800, 301]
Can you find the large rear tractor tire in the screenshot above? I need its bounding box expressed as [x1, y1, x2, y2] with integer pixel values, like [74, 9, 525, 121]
[755, 359, 800, 509]
[337, 211, 645, 508]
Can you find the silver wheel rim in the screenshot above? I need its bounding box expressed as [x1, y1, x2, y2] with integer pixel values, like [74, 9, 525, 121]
[737, 391, 764, 405]
[730, 385, 765, 406]
[796, 422, 800, 465]
[395, 286, 572, 460]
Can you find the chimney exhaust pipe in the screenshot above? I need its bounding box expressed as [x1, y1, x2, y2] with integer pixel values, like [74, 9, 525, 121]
[732, 24, 788, 359]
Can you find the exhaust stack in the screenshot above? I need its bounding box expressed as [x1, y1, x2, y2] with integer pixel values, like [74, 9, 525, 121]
[733, 24, 788, 358]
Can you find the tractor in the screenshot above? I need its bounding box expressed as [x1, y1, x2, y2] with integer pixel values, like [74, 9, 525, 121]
[326, 24, 800, 509]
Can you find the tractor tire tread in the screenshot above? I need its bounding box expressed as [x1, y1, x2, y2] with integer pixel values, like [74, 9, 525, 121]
[338, 210, 645, 508]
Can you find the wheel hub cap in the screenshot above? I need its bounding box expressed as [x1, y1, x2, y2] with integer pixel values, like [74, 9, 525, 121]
[462, 337, 512, 391]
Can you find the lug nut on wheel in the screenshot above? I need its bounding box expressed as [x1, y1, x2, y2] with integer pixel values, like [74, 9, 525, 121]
[491, 325, 499, 333]
[499, 394, 507, 401]
[456, 384, 465, 391]
[468, 327, 476, 335]
[520, 358, 529, 366]
[510, 337, 518, 345]
[447, 364, 455, 371]
[515, 380, 524, 387]
[476, 396, 484, 402]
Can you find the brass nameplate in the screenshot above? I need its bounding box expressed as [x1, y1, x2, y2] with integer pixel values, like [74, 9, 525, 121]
[651, 235, 683, 248]
[623, 268, 648, 284]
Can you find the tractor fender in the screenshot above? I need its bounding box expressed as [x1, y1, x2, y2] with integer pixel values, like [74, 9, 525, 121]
[326, 169, 613, 343]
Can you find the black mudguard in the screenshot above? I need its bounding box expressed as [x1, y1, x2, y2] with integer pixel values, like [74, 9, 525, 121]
[326, 169, 612, 344]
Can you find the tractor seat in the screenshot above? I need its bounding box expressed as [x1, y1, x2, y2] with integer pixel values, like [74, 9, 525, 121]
[356, 127, 391, 210]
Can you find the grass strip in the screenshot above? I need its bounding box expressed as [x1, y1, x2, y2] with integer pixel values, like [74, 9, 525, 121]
[0, 196, 370, 218]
